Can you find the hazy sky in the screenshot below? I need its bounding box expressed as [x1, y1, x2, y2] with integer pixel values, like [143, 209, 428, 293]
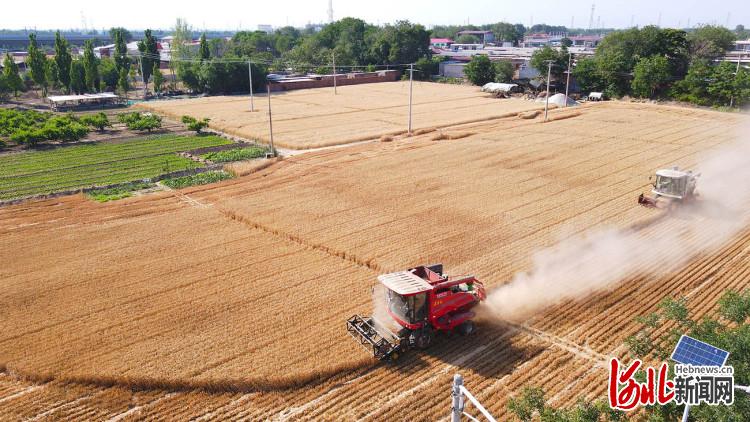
[4, 0, 748, 31]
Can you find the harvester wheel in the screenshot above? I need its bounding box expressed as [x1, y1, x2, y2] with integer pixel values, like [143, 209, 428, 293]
[390, 352, 399, 361]
[457, 321, 476, 336]
[410, 327, 434, 350]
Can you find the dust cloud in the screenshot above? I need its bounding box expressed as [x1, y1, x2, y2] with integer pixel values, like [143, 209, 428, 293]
[484, 126, 750, 321]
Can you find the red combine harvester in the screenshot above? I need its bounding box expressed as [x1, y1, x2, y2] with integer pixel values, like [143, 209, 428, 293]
[347, 264, 486, 361]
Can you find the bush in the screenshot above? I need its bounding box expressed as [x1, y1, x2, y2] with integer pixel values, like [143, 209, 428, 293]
[119, 112, 162, 132]
[181, 115, 210, 134]
[40, 116, 89, 142]
[81, 112, 111, 132]
[161, 171, 232, 189]
[1, 110, 89, 144]
[10, 128, 47, 145]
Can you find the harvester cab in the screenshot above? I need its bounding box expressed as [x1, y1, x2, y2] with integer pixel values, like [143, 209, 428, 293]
[347, 264, 486, 361]
[638, 167, 699, 208]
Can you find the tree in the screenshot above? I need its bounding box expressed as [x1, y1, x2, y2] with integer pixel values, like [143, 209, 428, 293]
[688, 25, 736, 62]
[670, 59, 713, 105]
[98, 57, 119, 91]
[137, 29, 159, 89]
[414, 56, 445, 80]
[113, 28, 130, 75]
[624, 291, 750, 421]
[3, 54, 23, 97]
[27, 33, 48, 96]
[572, 56, 604, 94]
[69, 60, 86, 94]
[45, 59, 59, 90]
[530, 46, 567, 80]
[494, 60, 514, 83]
[464, 55, 496, 85]
[707, 61, 750, 107]
[198, 33, 210, 60]
[152, 64, 164, 93]
[490, 22, 525, 45]
[370, 21, 431, 65]
[507, 385, 622, 421]
[456, 34, 480, 44]
[83, 40, 99, 92]
[734, 68, 750, 108]
[0, 72, 9, 102]
[109, 27, 133, 43]
[561, 37, 573, 47]
[181, 115, 210, 133]
[631, 55, 671, 98]
[54, 31, 72, 92]
[117, 68, 129, 95]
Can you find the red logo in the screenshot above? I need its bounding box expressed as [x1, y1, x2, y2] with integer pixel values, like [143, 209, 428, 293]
[608, 358, 675, 410]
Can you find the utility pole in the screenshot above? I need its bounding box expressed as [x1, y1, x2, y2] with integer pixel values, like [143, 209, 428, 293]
[544, 60, 553, 121]
[332, 52, 337, 95]
[267, 84, 276, 157]
[248, 61, 255, 111]
[408, 63, 414, 134]
[565, 52, 572, 107]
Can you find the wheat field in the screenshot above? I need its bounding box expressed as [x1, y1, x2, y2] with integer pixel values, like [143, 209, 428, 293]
[137, 81, 544, 149]
[1, 101, 750, 420]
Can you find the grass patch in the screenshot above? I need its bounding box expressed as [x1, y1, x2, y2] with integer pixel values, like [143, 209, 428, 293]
[201, 146, 268, 163]
[0, 134, 231, 200]
[86, 181, 155, 202]
[161, 171, 233, 189]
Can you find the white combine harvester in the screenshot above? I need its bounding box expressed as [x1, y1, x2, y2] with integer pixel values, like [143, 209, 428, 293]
[638, 166, 699, 208]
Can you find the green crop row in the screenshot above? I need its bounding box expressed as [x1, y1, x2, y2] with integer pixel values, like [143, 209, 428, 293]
[201, 146, 268, 163]
[0, 134, 232, 201]
[161, 171, 233, 189]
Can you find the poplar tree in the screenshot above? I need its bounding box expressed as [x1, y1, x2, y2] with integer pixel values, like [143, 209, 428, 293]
[54, 31, 72, 92]
[198, 33, 210, 60]
[137, 29, 158, 89]
[69, 60, 86, 94]
[83, 40, 99, 92]
[27, 33, 48, 96]
[113, 29, 130, 75]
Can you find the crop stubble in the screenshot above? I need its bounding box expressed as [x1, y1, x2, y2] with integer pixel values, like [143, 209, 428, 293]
[1, 101, 750, 420]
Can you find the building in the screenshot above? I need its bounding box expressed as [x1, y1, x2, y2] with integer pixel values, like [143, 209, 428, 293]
[521, 33, 602, 48]
[430, 38, 453, 49]
[456, 30, 494, 44]
[723, 40, 750, 66]
[438, 61, 468, 78]
[258, 24, 274, 34]
[568, 35, 602, 48]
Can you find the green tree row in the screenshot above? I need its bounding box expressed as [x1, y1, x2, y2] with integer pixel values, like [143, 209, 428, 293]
[569, 25, 748, 107]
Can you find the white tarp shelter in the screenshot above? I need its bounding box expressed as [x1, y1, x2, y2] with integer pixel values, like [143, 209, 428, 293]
[481, 82, 522, 94]
[47, 93, 124, 111]
[536, 93, 579, 107]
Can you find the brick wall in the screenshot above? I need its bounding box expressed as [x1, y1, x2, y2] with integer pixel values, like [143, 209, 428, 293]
[268, 70, 401, 92]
